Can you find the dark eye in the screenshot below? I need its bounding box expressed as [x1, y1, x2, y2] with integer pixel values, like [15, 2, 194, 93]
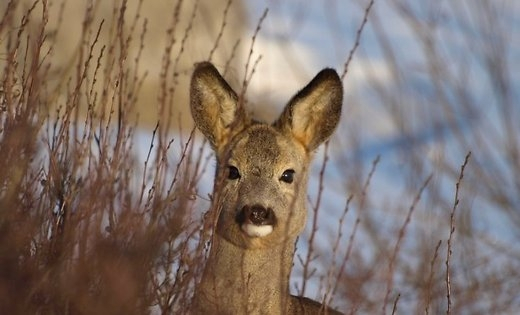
[280, 169, 295, 183]
[228, 166, 241, 180]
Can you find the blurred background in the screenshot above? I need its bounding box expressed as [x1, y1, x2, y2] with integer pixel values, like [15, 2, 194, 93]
[1, 0, 519, 314]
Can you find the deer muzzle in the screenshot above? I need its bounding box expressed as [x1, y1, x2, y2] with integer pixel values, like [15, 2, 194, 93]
[237, 205, 276, 237]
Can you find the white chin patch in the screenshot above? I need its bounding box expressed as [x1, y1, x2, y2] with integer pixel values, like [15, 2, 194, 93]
[241, 224, 273, 237]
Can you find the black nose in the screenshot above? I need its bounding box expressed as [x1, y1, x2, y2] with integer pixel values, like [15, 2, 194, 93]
[237, 205, 276, 226]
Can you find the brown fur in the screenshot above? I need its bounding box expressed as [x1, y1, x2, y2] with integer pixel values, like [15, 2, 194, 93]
[190, 62, 343, 314]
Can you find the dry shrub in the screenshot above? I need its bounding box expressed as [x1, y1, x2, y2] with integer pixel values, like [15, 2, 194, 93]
[0, 0, 228, 313]
[1, 0, 519, 314]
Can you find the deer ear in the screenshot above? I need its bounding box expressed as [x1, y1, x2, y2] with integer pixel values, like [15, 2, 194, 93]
[274, 68, 343, 151]
[190, 62, 246, 151]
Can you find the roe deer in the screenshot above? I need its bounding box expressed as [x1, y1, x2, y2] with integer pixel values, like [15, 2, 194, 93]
[190, 62, 343, 315]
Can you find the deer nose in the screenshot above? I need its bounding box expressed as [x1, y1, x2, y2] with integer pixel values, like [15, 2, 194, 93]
[241, 205, 276, 226]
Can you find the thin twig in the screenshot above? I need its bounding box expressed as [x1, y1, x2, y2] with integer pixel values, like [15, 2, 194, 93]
[382, 174, 433, 315]
[240, 8, 268, 103]
[341, 0, 375, 80]
[208, 0, 233, 61]
[425, 240, 442, 315]
[391, 293, 401, 315]
[139, 122, 159, 206]
[301, 142, 330, 296]
[330, 156, 380, 302]
[446, 152, 471, 315]
[325, 193, 353, 306]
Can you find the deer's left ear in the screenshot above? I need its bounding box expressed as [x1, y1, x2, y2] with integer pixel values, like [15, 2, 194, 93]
[274, 68, 343, 151]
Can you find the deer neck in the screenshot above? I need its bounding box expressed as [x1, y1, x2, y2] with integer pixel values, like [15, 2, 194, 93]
[196, 233, 296, 314]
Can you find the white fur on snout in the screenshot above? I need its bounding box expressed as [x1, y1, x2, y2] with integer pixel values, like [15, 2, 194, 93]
[241, 224, 273, 237]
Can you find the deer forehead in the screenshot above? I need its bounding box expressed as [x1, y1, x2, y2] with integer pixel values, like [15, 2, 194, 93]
[227, 125, 308, 174]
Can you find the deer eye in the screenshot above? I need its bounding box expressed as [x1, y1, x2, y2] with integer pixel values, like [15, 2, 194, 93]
[228, 166, 241, 180]
[280, 169, 295, 184]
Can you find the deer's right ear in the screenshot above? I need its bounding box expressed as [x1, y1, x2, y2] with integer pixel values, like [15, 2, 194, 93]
[190, 62, 246, 151]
